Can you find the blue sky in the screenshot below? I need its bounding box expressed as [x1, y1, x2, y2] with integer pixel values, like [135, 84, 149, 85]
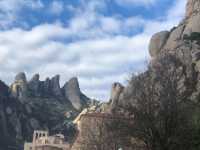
[0, 0, 187, 101]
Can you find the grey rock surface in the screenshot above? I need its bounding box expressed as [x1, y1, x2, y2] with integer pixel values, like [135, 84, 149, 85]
[149, 31, 169, 57]
[50, 75, 62, 97]
[63, 77, 83, 110]
[110, 82, 124, 111]
[186, 0, 200, 17]
[183, 14, 200, 35]
[15, 72, 27, 82]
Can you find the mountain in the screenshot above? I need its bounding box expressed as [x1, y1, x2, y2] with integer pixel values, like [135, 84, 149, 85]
[0, 73, 90, 149]
[106, 0, 200, 149]
[111, 0, 200, 109]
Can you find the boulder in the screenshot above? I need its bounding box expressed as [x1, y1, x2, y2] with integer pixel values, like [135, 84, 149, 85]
[149, 31, 169, 58]
[164, 25, 185, 50]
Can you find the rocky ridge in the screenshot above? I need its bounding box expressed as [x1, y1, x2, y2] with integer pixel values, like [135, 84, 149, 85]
[0, 73, 90, 149]
[10, 72, 89, 110]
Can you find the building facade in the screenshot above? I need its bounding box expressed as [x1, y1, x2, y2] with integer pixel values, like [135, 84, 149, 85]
[71, 113, 141, 150]
[24, 131, 70, 150]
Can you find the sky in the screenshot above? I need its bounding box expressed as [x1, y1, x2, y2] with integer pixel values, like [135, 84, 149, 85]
[0, 0, 187, 101]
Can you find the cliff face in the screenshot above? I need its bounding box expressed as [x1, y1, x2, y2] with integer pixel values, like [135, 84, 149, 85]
[106, 0, 200, 149]
[0, 73, 90, 149]
[108, 0, 200, 110]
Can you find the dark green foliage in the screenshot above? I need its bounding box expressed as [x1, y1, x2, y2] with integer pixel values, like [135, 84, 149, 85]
[183, 32, 200, 41]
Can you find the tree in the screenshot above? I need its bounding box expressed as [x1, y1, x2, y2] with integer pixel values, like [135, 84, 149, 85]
[123, 55, 195, 150]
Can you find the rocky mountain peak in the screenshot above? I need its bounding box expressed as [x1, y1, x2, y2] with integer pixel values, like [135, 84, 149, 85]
[63, 77, 85, 111]
[109, 82, 124, 112]
[11, 72, 28, 100]
[10, 73, 90, 110]
[15, 72, 27, 82]
[68, 77, 79, 90]
[50, 75, 62, 97]
[30, 74, 40, 82]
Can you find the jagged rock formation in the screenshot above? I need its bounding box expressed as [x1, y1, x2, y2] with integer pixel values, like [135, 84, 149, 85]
[10, 73, 90, 110]
[110, 0, 200, 110]
[10, 72, 28, 100]
[63, 77, 89, 110]
[0, 73, 90, 149]
[109, 82, 124, 112]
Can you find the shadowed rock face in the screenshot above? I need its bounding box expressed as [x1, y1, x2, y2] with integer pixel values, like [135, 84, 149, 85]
[28, 74, 40, 96]
[50, 75, 62, 97]
[63, 77, 90, 110]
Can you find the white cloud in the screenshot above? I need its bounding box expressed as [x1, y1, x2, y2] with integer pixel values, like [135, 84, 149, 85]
[116, 0, 157, 6]
[0, 0, 44, 29]
[49, 1, 64, 15]
[0, 0, 187, 100]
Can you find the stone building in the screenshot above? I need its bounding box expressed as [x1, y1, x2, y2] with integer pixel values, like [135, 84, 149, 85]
[71, 113, 144, 150]
[24, 130, 70, 150]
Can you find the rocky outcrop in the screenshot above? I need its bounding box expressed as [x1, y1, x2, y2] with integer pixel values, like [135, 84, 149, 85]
[15, 72, 27, 82]
[63, 77, 89, 110]
[109, 82, 124, 112]
[148, 0, 200, 58]
[109, 0, 200, 114]
[149, 31, 169, 57]
[11, 73, 90, 109]
[10, 72, 28, 101]
[28, 74, 40, 96]
[50, 75, 62, 97]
